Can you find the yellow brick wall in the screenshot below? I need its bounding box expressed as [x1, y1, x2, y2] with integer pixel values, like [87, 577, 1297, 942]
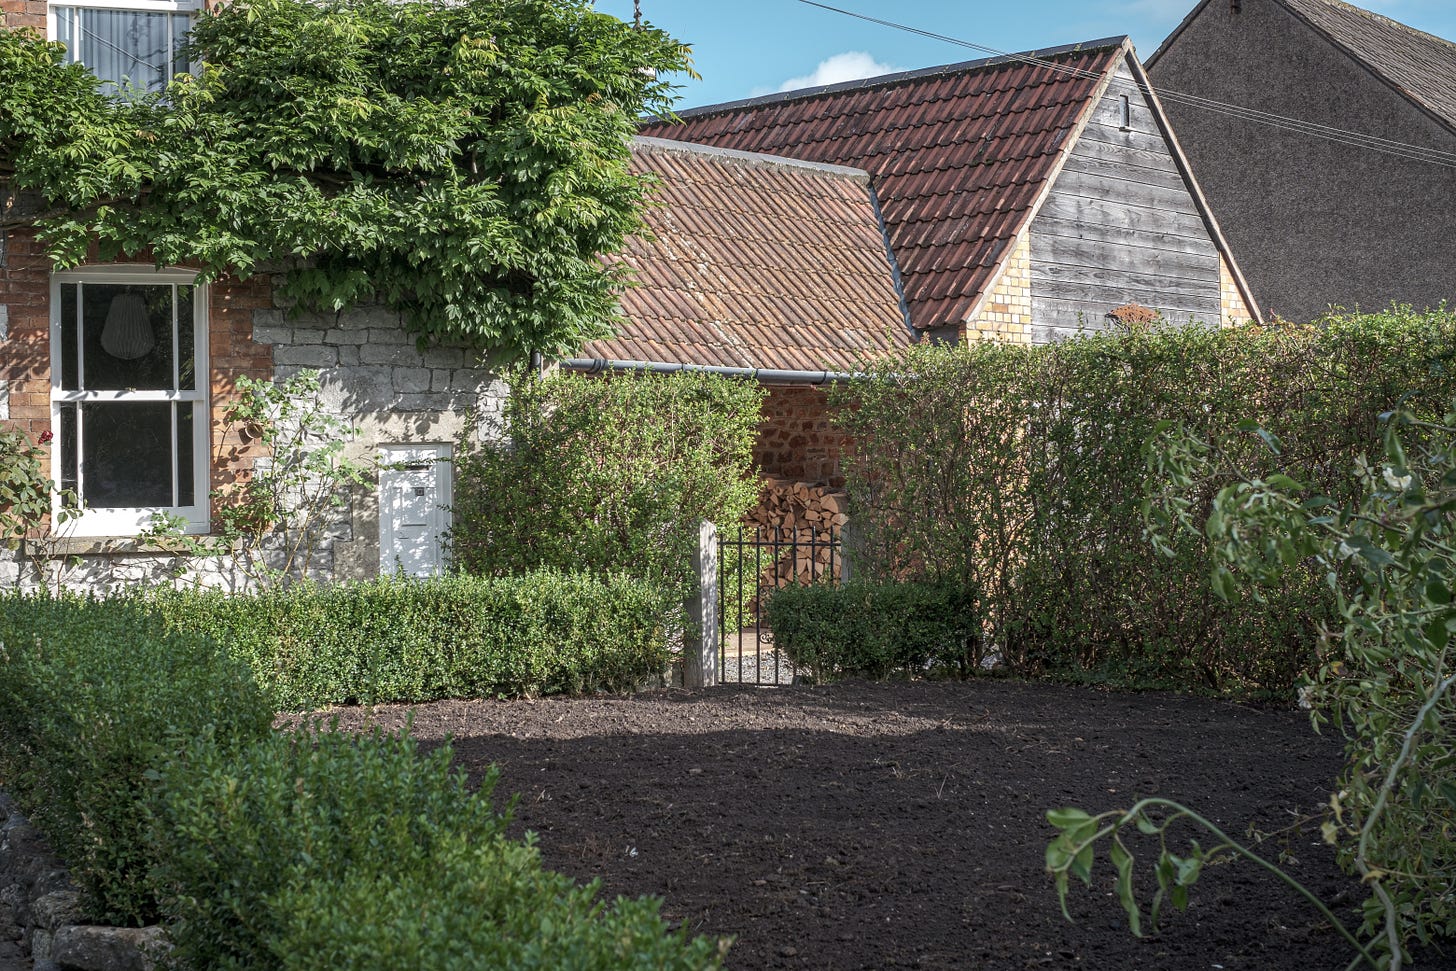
[1220, 257, 1254, 326]
[962, 233, 1032, 344]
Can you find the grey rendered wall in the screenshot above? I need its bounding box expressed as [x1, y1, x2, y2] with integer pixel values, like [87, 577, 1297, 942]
[1147, 0, 1456, 322]
[1029, 59, 1224, 342]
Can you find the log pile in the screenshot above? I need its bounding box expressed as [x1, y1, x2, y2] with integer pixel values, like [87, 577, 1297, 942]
[741, 478, 848, 612]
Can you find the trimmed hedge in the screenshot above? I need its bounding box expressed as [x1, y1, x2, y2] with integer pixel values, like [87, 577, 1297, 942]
[832, 309, 1456, 694]
[765, 581, 981, 681]
[152, 571, 669, 710]
[0, 593, 274, 925]
[151, 725, 724, 971]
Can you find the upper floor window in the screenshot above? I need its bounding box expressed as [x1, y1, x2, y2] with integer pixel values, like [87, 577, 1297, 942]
[50, 266, 210, 536]
[49, 0, 198, 95]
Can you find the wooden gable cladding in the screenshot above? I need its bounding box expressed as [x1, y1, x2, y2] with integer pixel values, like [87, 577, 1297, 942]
[1025, 59, 1229, 341]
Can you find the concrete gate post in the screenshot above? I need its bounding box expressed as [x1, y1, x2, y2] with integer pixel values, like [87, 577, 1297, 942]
[683, 520, 720, 688]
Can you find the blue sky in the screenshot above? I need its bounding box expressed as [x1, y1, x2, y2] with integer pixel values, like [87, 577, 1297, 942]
[595, 0, 1456, 110]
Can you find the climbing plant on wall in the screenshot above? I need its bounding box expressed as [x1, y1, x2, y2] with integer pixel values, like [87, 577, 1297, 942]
[0, 0, 693, 365]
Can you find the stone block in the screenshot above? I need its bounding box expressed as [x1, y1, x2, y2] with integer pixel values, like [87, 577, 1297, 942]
[337, 346, 360, 366]
[0, 304, 9, 340]
[324, 328, 367, 345]
[273, 345, 338, 368]
[359, 343, 419, 367]
[336, 367, 395, 413]
[32, 891, 81, 931]
[51, 925, 169, 971]
[392, 368, 432, 394]
[395, 393, 452, 412]
[287, 326, 325, 346]
[420, 345, 464, 369]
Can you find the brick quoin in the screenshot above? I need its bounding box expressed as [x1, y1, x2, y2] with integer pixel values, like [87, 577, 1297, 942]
[754, 385, 848, 488]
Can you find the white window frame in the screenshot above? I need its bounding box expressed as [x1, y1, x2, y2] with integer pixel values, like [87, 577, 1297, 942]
[49, 265, 211, 537]
[47, 0, 202, 93]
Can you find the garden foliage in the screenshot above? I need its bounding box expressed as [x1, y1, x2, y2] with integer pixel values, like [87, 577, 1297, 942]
[152, 725, 725, 970]
[0, 0, 693, 363]
[0, 592, 724, 965]
[1050, 400, 1456, 969]
[152, 571, 669, 710]
[0, 594, 273, 924]
[765, 581, 981, 681]
[452, 368, 763, 615]
[833, 309, 1456, 693]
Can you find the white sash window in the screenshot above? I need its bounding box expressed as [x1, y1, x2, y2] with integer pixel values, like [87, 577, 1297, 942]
[49, 0, 198, 95]
[50, 267, 210, 536]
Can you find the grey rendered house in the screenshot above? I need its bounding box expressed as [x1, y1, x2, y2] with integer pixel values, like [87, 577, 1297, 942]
[1147, 0, 1456, 322]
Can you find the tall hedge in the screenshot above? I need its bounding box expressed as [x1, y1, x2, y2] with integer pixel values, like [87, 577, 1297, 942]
[451, 368, 764, 614]
[832, 309, 1456, 693]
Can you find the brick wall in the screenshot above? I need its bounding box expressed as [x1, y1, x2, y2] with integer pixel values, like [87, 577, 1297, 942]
[1, 0, 46, 30]
[755, 384, 846, 488]
[0, 231, 52, 441]
[962, 232, 1032, 343]
[1219, 257, 1254, 326]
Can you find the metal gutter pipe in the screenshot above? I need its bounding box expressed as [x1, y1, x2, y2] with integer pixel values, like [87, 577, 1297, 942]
[559, 357, 862, 384]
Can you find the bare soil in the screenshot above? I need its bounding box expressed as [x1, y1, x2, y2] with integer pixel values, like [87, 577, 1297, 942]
[330, 679, 1453, 971]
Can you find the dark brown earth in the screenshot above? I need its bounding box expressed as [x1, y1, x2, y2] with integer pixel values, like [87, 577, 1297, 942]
[330, 679, 1453, 971]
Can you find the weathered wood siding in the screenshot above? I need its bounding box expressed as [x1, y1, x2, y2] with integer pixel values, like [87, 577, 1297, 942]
[1028, 59, 1222, 343]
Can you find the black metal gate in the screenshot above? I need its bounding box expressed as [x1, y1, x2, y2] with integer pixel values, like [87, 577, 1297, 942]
[717, 524, 843, 685]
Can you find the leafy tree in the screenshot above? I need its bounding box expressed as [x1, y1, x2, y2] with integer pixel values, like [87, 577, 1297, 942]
[0, 0, 692, 364]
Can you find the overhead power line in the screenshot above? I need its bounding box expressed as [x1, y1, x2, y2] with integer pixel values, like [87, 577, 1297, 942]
[796, 0, 1456, 169]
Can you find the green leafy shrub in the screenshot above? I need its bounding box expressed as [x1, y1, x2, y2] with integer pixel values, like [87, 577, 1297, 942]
[834, 308, 1456, 694]
[0, 593, 273, 924]
[452, 368, 764, 621]
[151, 571, 668, 710]
[152, 725, 725, 971]
[1052, 402, 1456, 969]
[765, 581, 980, 680]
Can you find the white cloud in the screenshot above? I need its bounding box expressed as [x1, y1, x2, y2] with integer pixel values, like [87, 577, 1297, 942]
[775, 51, 900, 93]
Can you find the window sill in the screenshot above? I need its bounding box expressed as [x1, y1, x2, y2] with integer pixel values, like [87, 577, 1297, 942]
[26, 535, 242, 557]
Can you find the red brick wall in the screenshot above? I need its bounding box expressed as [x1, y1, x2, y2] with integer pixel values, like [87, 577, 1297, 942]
[0, 227, 274, 530]
[1, 231, 52, 444]
[754, 384, 847, 488]
[1, 0, 46, 30]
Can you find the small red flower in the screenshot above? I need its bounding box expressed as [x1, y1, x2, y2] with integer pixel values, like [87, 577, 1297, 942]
[38, 430, 54, 445]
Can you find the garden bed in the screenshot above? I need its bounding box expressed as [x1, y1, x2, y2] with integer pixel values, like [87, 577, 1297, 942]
[328, 679, 1428, 971]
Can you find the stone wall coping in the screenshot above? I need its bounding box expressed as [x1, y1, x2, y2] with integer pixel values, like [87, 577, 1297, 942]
[23, 536, 243, 558]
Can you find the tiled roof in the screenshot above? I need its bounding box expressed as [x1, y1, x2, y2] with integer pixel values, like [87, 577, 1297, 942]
[639, 40, 1128, 331]
[1280, 0, 1456, 130]
[578, 137, 911, 374]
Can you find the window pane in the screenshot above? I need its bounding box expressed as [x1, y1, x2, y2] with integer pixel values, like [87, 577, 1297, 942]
[56, 8, 74, 59]
[81, 283, 175, 391]
[176, 403, 195, 507]
[60, 283, 79, 391]
[59, 404, 78, 496]
[72, 7, 182, 94]
[172, 13, 190, 77]
[79, 402, 173, 508]
[177, 284, 196, 391]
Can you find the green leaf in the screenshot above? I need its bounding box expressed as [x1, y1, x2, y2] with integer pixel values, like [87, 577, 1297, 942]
[1110, 840, 1142, 937]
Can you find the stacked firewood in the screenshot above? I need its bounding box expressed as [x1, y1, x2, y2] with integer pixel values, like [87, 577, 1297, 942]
[742, 478, 849, 608]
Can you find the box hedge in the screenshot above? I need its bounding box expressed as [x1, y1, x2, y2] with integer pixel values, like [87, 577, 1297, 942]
[0, 593, 274, 925]
[151, 571, 669, 710]
[151, 725, 724, 971]
[765, 581, 981, 681]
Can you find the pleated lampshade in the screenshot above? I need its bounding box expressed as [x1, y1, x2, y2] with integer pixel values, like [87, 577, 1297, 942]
[100, 292, 156, 360]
